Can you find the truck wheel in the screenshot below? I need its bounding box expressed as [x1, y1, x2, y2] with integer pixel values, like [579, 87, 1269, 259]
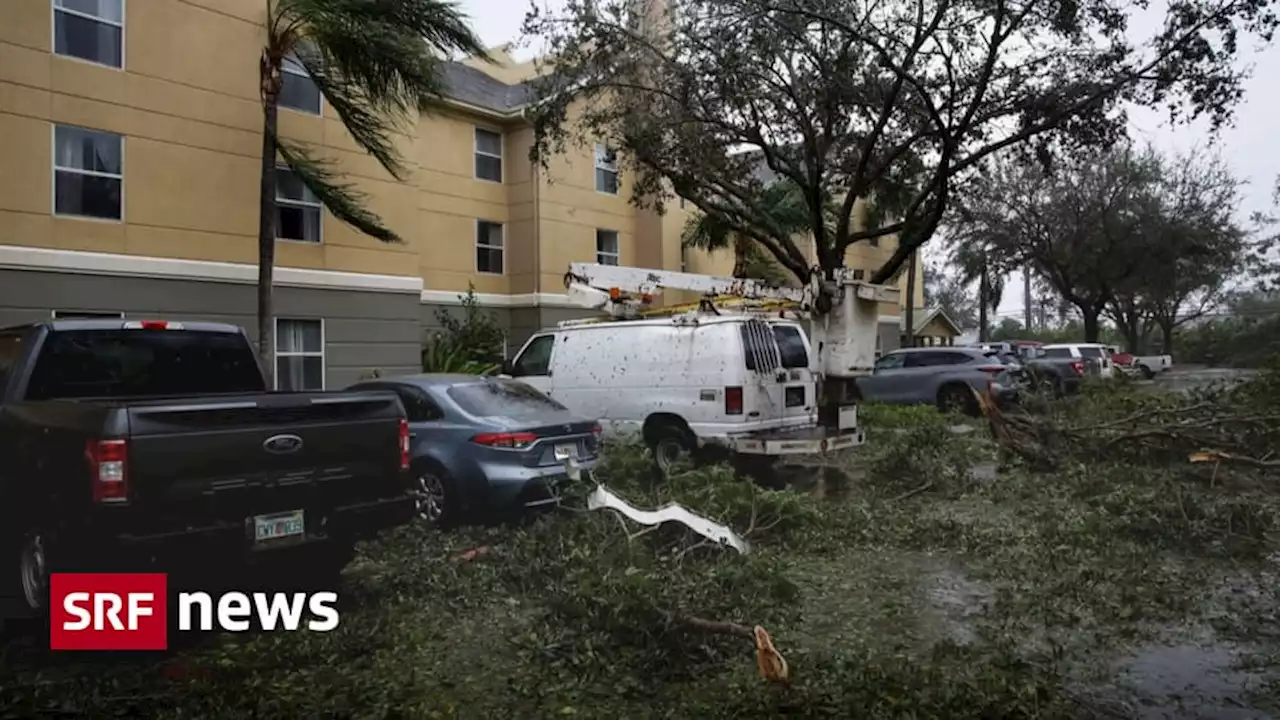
[3, 530, 52, 619]
[649, 424, 695, 476]
[1140, 364, 1156, 380]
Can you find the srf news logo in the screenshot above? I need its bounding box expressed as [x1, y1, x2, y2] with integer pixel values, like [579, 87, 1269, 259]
[50, 573, 340, 651]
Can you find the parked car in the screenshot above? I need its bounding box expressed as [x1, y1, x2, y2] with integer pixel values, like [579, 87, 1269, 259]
[347, 374, 602, 526]
[0, 318, 415, 618]
[503, 315, 860, 475]
[1039, 343, 1116, 378]
[855, 347, 1022, 416]
[1018, 350, 1087, 396]
[1111, 350, 1174, 379]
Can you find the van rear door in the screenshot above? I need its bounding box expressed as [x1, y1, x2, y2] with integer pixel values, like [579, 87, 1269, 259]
[737, 320, 816, 427]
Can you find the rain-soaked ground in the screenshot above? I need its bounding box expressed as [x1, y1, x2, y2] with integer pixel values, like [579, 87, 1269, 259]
[777, 376, 1279, 718]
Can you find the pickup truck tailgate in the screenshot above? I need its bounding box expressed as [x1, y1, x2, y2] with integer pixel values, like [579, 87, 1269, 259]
[122, 393, 405, 524]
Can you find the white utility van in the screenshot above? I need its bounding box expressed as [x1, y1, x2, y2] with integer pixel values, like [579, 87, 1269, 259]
[504, 313, 860, 472]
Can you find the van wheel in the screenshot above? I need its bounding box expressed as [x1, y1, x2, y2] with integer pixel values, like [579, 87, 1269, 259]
[649, 424, 695, 476]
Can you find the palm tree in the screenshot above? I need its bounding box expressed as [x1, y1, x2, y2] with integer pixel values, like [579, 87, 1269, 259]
[256, 0, 486, 383]
[680, 181, 816, 286]
[954, 242, 1006, 341]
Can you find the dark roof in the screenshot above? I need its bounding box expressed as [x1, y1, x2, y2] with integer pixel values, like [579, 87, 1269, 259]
[441, 62, 532, 113]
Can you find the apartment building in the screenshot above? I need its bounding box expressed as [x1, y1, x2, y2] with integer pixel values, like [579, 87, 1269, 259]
[0, 0, 922, 390]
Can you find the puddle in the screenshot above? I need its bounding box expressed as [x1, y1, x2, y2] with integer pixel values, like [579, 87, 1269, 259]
[1113, 638, 1272, 719]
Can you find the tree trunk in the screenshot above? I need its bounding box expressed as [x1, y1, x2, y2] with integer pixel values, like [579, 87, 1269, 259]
[1082, 310, 1100, 343]
[257, 88, 280, 387]
[1159, 319, 1174, 354]
[731, 237, 747, 279]
[903, 251, 917, 347]
[978, 265, 990, 342]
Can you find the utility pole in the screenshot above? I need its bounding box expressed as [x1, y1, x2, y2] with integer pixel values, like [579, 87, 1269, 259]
[1023, 266, 1033, 330]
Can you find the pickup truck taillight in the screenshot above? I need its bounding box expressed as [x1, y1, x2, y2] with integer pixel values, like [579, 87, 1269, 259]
[1070, 360, 1085, 375]
[87, 439, 128, 503]
[725, 386, 744, 415]
[398, 418, 411, 470]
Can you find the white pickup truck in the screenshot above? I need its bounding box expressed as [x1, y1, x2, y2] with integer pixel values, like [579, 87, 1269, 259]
[1106, 346, 1174, 379]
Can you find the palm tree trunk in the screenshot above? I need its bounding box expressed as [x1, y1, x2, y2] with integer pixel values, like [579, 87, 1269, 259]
[903, 251, 917, 347]
[978, 265, 990, 342]
[258, 58, 281, 388]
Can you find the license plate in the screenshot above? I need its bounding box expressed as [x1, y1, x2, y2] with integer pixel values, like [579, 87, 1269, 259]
[554, 443, 577, 460]
[253, 510, 305, 543]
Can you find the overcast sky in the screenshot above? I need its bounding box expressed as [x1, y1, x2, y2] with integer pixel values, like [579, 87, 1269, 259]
[457, 0, 1279, 322]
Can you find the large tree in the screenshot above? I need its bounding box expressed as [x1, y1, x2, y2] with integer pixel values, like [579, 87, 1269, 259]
[955, 147, 1161, 341]
[256, 0, 486, 383]
[1111, 148, 1249, 352]
[522, 0, 1276, 295]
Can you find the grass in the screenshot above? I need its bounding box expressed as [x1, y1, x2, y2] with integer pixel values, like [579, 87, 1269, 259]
[3, 380, 1280, 718]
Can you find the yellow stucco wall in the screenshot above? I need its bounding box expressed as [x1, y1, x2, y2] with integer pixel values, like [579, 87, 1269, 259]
[0, 0, 926, 316]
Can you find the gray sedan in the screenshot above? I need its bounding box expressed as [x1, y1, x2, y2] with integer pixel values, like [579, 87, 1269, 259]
[856, 347, 1022, 415]
[347, 374, 601, 526]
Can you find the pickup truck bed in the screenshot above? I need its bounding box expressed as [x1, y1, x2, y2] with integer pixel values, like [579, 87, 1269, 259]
[0, 319, 414, 617]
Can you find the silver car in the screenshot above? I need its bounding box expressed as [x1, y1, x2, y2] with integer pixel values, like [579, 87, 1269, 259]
[856, 347, 1021, 415]
[348, 374, 601, 526]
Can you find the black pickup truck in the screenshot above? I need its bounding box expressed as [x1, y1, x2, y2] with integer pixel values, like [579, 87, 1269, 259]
[0, 319, 414, 617]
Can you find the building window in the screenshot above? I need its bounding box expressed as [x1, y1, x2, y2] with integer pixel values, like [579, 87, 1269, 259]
[852, 269, 865, 280]
[275, 166, 322, 242]
[53, 124, 123, 221]
[275, 318, 324, 390]
[53, 0, 124, 69]
[279, 53, 322, 115]
[679, 197, 686, 210]
[594, 143, 619, 194]
[477, 220, 504, 274]
[596, 229, 620, 265]
[474, 128, 503, 182]
[869, 237, 879, 247]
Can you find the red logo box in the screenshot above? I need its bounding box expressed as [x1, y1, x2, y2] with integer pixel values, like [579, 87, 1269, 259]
[49, 573, 169, 651]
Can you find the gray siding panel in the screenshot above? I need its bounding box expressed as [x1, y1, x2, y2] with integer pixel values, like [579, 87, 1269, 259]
[0, 268, 420, 390]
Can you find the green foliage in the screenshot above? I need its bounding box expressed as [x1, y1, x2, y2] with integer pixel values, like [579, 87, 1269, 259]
[421, 286, 505, 373]
[261, 0, 487, 242]
[1174, 293, 1280, 367]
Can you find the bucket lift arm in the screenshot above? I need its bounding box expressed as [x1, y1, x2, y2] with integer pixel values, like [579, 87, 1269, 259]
[562, 263, 830, 318]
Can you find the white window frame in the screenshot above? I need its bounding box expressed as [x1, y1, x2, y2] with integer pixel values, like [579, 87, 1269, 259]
[476, 219, 505, 275]
[51, 0, 126, 70]
[279, 52, 323, 116]
[51, 123, 124, 222]
[273, 317, 326, 391]
[595, 228, 620, 265]
[275, 164, 323, 243]
[473, 127, 503, 183]
[594, 143, 619, 195]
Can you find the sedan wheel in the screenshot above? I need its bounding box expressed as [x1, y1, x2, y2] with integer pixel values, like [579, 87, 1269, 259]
[19, 533, 48, 613]
[414, 471, 450, 525]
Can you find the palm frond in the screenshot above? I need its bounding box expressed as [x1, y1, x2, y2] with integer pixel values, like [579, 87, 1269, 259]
[272, 0, 487, 180]
[276, 138, 400, 242]
[681, 211, 733, 251]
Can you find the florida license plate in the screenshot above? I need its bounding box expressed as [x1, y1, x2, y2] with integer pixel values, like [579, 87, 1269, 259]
[554, 443, 577, 460]
[253, 510, 305, 543]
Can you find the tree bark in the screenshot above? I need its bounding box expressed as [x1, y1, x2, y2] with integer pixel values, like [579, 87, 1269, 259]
[257, 84, 280, 387]
[903, 251, 918, 347]
[1159, 319, 1174, 353]
[1082, 309, 1101, 343]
